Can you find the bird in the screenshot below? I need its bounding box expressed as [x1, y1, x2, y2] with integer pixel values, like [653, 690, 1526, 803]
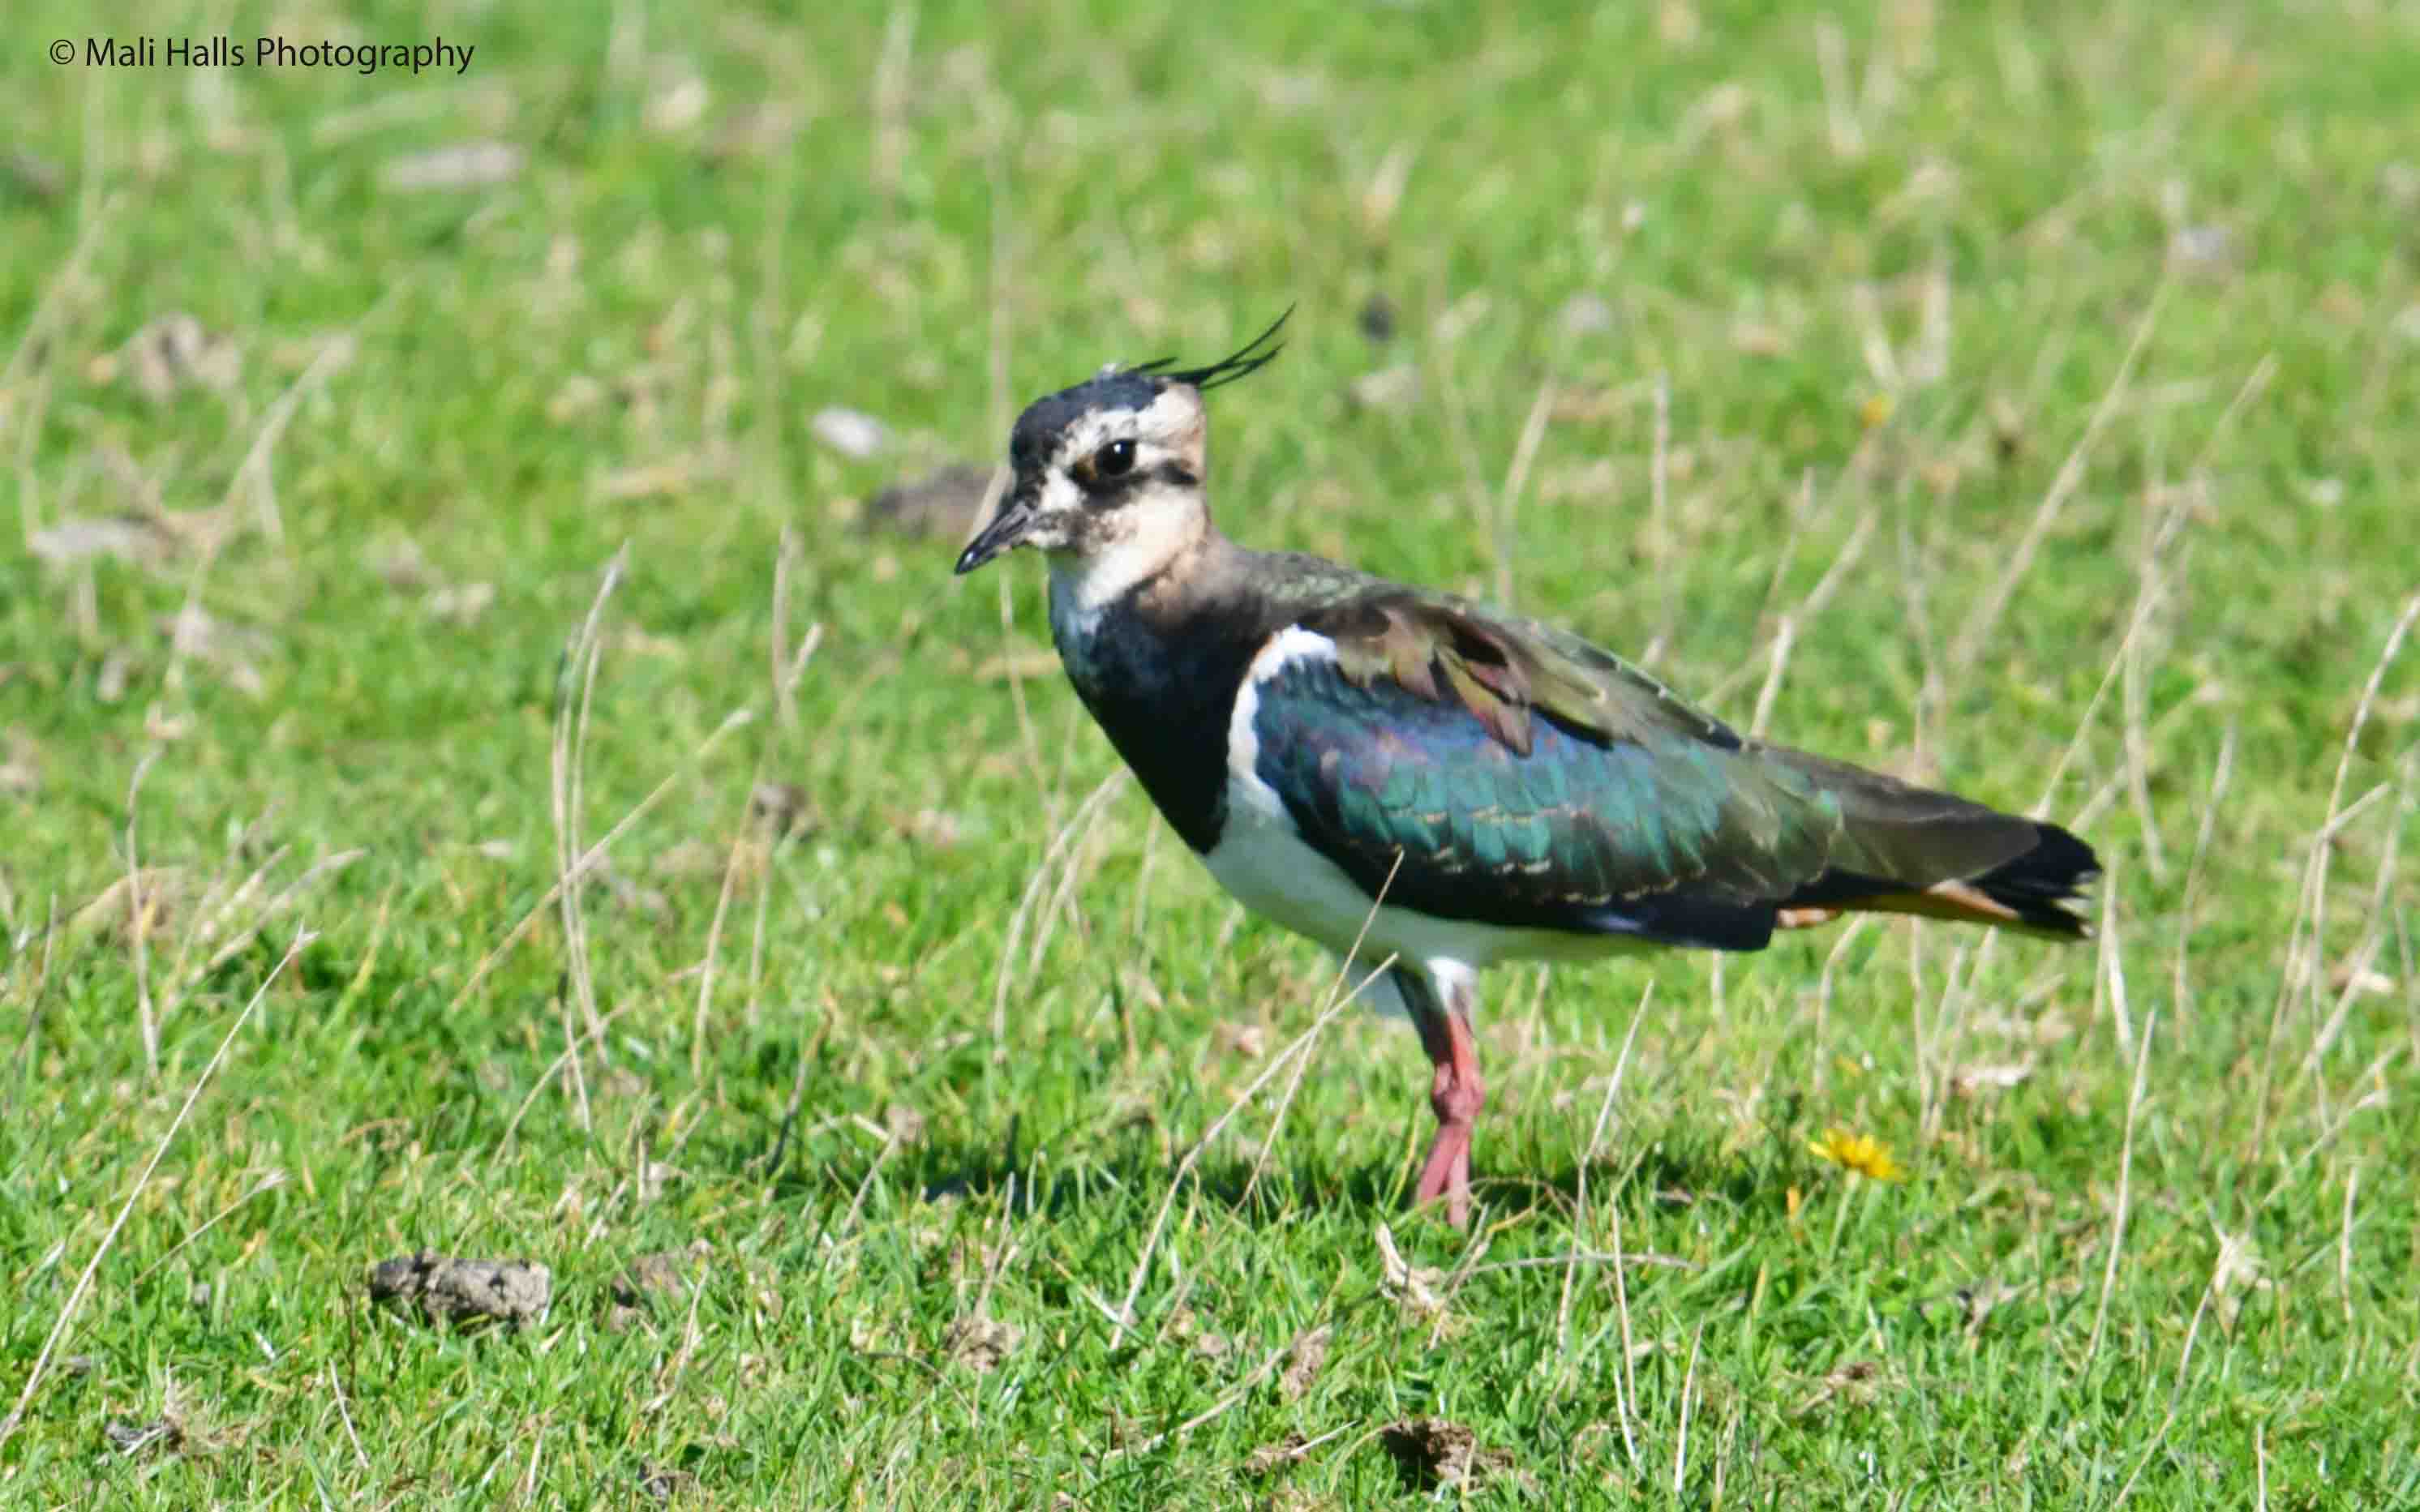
[954, 313, 2097, 1228]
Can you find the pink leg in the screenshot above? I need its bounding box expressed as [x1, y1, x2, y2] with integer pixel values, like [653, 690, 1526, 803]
[1402, 968, 1485, 1229]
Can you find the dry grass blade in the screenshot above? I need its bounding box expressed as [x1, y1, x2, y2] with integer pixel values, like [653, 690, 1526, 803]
[2299, 794, 2405, 1079]
[741, 600, 825, 1043]
[2170, 723, 2238, 1031]
[197, 849, 363, 979]
[123, 753, 161, 1078]
[1491, 373, 1555, 608]
[2096, 857, 2131, 1058]
[1674, 1317, 1708, 1493]
[1704, 494, 1877, 713]
[0, 928, 307, 1454]
[501, 1000, 644, 1150]
[555, 550, 624, 1056]
[2086, 1001, 2156, 1370]
[1237, 985, 1335, 1209]
[1106, 1333, 1301, 1459]
[1809, 916, 1874, 1099]
[693, 824, 744, 1082]
[1113, 860, 1406, 1347]
[1815, 18, 1865, 159]
[2251, 590, 2420, 1151]
[1951, 283, 2167, 675]
[225, 327, 360, 545]
[1607, 1165, 1642, 1475]
[769, 525, 800, 726]
[130, 1170, 289, 1288]
[1557, 983, 1653, 1366]
[992, 537, 1061, 836]
[989, 770, 1125, 1059]
[327, 1362, 369, 1471]
[0, 191, 120, 466]
[444, 712, 753, 1018]
[1645, 373, 1676, 662]
[1110, 950, 1390, 1347]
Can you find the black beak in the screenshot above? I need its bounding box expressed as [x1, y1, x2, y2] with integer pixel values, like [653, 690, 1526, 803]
[954, 481, 1034, 575]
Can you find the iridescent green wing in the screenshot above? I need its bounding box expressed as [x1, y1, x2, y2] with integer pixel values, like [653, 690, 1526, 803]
[1257, 589, 2090, 944]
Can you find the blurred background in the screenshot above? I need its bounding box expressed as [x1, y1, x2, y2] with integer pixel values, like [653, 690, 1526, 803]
[5, 2, 2412, 894]
[3, 0, 2417, 1501]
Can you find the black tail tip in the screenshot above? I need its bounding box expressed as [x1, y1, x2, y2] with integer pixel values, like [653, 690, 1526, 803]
[1976, 822, 2100, 937]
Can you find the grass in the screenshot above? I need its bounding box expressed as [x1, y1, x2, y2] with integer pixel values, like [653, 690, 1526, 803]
[3, 0, 2418, 1503]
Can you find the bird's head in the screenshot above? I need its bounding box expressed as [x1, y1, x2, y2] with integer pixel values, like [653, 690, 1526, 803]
[954, 312, 1288, 603]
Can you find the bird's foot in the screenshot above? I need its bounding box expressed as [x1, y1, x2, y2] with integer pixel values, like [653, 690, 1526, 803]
[1414, 1120, 1474, 1228]
[1415, 1053, 1485, 1228]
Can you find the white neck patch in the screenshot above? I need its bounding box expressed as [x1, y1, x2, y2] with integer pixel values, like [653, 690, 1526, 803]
[1047, 492, 1204, 616]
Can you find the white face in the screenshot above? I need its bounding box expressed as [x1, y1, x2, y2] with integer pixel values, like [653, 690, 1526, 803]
[957, 382, 1213, 614]
[1019, 387, 1204, 550]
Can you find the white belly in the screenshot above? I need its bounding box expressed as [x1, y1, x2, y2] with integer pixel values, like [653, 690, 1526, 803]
[1201, 786, 1641, 974]
[1204, 624, 1654, 1009]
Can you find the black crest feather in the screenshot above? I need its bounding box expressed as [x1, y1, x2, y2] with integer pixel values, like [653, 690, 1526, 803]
[1134, 306, 1293, 391]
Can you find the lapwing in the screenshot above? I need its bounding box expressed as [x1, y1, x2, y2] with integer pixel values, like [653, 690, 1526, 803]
[955, 315, 2097, 1227]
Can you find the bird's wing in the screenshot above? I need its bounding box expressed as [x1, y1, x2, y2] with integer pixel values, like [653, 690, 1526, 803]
[1250, 590, 2089, 949]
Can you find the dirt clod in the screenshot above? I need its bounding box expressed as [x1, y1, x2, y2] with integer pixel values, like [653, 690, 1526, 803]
[369, 1250, 551, 1326]
[614, 1241, 713, 1309]
[1379, 1416, 1517, 1493]
[940, 1315, 1023, 1373]
[884, 1103, 929, 1146]
[1243, 1432, 1313, 1478]
[865, 462, 993, 538]
[1279, 1326, 1330, 1400]
[104, 1416, 183, 1458]
[749, 782, 813, 837]
[637, 1463, 697, 1502]
[122, 312, 242, 400]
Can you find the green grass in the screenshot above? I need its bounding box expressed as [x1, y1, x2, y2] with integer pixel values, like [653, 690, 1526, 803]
[4, 0, 2418, 1503]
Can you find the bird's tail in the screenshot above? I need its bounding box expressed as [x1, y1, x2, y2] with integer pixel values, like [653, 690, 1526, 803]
[1763, 749, 2099, 939]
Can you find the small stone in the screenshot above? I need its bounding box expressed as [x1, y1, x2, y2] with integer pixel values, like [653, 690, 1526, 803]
[380, 142, 523, 193]
[1347, 365, 1419, 412]
[811, 407, 889, 459]
[427, 582, 496, 626]
[28, 517, 159, 568]
[2167, 223, 2236, 275]
[645, 76, 710, 135]
[1357, 293, 1397, 343]
[1557, 293, 1615, 337]
[3, 150, 66, 201]
[2328, 962, 2395, 996]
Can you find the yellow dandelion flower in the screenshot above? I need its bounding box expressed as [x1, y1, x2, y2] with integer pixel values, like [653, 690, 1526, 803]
[1807, 1128, 1907, 1182]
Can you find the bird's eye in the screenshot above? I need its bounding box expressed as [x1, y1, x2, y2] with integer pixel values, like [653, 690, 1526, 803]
[1092, 439, 1136, 478]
